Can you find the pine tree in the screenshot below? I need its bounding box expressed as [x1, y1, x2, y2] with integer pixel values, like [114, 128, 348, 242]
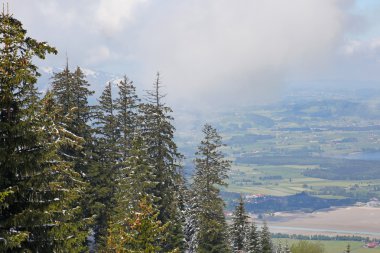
[345, 244, 351, 253]
[139, 73, 184, 251]
[260, 221, 273, 253]
[191, 124, 232, 253]
[0, 10, 57, 250]
[230, 195, 249, 252]
[89, 82, 120, 249]
[245, 222, 261, 253]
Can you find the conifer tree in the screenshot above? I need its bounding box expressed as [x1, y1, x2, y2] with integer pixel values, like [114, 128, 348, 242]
[184, 188, 200, 253]
[139, 73, 184, 251]
[50, 63, 96, 243]
[34, 92, 90, 252]
[261, 221, 273, 253]
[345, 244, 351, 253]
[230, 195, 249, 252]
[284, 243, 292, 253]
[0, 10, 57, 250]
[115, 76, 140, 160]
[245, 222, 261, 253]
[89, 82, 120, 249]
[50, 64, 95, 166]
[191, 124, 232, 253]
[107, 197, 170, 253]
[107, 138, 173, 252]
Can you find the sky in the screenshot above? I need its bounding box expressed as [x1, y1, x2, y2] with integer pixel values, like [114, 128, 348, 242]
[4, 0, 380, 108]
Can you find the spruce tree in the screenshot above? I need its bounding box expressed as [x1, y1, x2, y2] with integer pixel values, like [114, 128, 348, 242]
[139, 73, 184, 251]
[260, 221, 273, 253]
[115, 76, 139, 160]
[107, 137, 172, 252]
[345, 244, 351, 253]
[50, 64, 96, 244]
[33, 92, 89, 252]
[191, 124, 231, 253]
[89, 82, 120, 249]
[184, 188, 200, 253]
[0, 10, 58, 250]
[245, 222, 261, 253]
[107, 197, 170, 253]
[50, 64, 95, 167]
[230, 195, 249, 252]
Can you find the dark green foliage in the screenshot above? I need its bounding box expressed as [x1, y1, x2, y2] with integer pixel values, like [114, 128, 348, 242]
[107, 197, 171, 253]
[89, 82, 120, 249]
[191, 124, 232, 253]
[230, 195, 249, 252]
[51, 65, 94, 137]
[50, 62, 95, 246]
[139, 73, 184, 251]
[115, 76, 139, 159]
[107, 138, 172, 252]
[0, 11, 89, 251]
[50, 63, 94, 169]
[0, 10, 58, 251]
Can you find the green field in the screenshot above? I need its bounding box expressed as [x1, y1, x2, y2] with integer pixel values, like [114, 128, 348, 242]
[227, 163, 380, 198]
[273, 239, 380, 253]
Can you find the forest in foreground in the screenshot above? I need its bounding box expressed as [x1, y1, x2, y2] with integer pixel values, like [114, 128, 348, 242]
[0, 10, 354, 253]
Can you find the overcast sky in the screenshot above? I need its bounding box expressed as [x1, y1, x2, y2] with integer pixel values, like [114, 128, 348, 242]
[6, 0, 380, 107]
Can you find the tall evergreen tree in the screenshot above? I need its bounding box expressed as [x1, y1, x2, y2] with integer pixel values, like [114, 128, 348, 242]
[230, 195, 249, 252]
[89, 82, 120, 249]
[245, 222, 262, 253]
[260, 221, 273, 253]
[191, 124, 232, 253]
[139, 73, 184, 251]
[0, 10, 57, 250]
[33, 92, 90, 252]
[115, 76, 139, 160]
[107, 137, 172, 252]
[50, 63, 96, 240]
[50, 64, 94, 162]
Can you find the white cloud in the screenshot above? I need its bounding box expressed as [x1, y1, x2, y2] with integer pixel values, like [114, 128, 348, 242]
[85, 46, 112, 65]
[95, 0, 147, 35]
[6, 0, 379, 107]
[130, 0, 351, 106]
[341, 38, 380, 57]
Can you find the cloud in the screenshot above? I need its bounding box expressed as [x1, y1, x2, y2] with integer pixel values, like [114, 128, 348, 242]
[128, 0, 352, 106]
[6, 0, 379, 107]
[342, 38, 380, 57]
[95, 0, 147, 35]
[85, 45, 112, 65]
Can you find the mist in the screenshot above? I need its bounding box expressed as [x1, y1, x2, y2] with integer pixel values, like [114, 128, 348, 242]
[7, 0, 379, 108]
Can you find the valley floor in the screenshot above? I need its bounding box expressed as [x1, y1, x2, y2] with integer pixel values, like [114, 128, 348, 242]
[259, 206, 380, 238]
